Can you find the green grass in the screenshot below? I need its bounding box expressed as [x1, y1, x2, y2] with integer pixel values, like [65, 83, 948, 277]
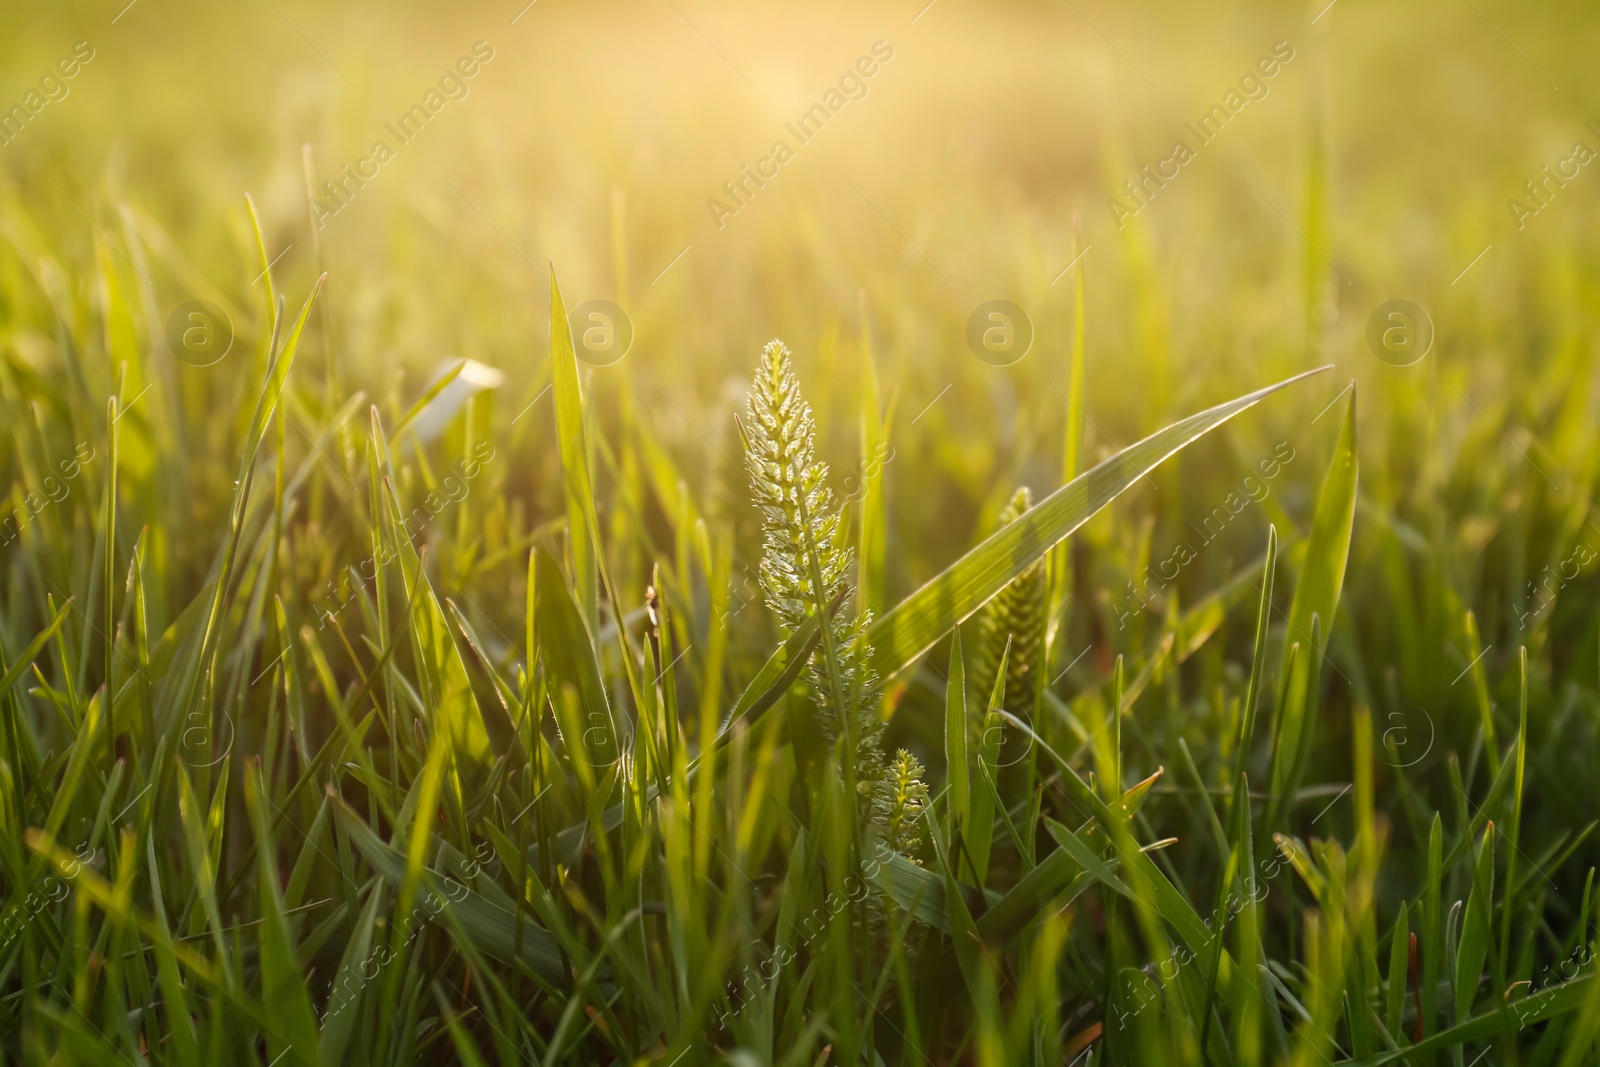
[3, 1, 1600, 1063]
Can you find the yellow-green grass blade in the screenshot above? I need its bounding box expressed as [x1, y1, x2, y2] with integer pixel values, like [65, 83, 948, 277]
[242, 763, 321, 1060]
[28, 632, 109, 892]
[432, 985, 493, 1067]
[969, 636, 1009, 883]
[393, 358, 469, 440]
[1500, 646, 1530, 969]
[447, 599, 524, 716]
[533, 546, 618, 772]
[1423, 813, 1444, 1045]
[1025, 711, 1274, 1028]
[1463, 610, 1498, 776]
[381, 479, 491, 763]
[1456, 823, 1495, 1024]
[1385, 901, 1410, 1040]
[1441, 741, 1520, 873]
[1236, 524, 1278, 772]
[102, 394, 118, 773]
[318, 888, 389, 1062]
[944, 628, 969, 847]
[516, 606, 826, 871]
[1553, 962, 1600, 1067]
[175, 762, 231, 974]
[978, 771, 1162, 942]
[1199, 772, 1255, 1056]
[942, 840, 990, 1007]
[857, 311, 891, 620]
[868, 366, 1330, 680]
[27, 829, 306, 1059]
[1272, 386, 1357, 805]
[1233, 773, 1267, 1066]
[245, 192, 277, 315]
[143, 831, 201, 1065]
[1048, 217, 1088, 657]
[0, 600, 73, 706]
[719, 595, 828, 736]
[185, 276, 325, 721]
[547, 269, 600, 630]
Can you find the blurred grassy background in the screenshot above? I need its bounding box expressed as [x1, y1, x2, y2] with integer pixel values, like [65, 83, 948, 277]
[4, 0, 1597, 643]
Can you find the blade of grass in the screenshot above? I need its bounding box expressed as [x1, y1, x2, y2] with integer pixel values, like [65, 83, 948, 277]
[869, 366, 1330, 680]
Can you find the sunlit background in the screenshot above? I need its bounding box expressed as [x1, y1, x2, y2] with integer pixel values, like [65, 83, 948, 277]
[6, 0, 1595, 582]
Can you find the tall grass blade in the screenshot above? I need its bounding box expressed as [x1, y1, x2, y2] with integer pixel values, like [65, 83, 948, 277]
[869, 366, 1329, 679]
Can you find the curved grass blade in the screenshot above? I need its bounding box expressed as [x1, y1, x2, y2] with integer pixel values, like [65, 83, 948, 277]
[969, 637, 1010, 883]
[0, 600, 73, 705]
[868, 365, 1331, 680]
[718, 597, 829, 735]
[392, 358, 470, 440]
